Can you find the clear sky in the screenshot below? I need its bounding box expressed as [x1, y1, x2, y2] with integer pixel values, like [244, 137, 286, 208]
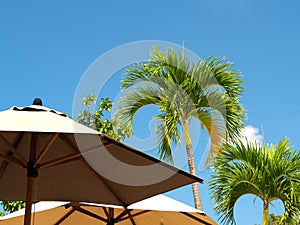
[0, 1, 299, 224]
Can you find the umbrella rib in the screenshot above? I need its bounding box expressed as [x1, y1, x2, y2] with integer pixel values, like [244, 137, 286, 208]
[102, 207, 110, 219]
[34, 132, 59, 166]
[58, 133, 79, 151]
[38, 134, 112, 169]
[119, 210, 151, 221]
[0, 152, 24, 168]
[54, 208, 76, 225]
[73, 206, 108, 223]
[180, 212, 213, 225]
[128, 211, 137, 225]
[0, 132, 25, 178]
[0, 133, 27, 165]
[58, 134, 112, 156]
[0, 133, 25, 178]
[59, 133, 113, 154]
[38, 143, 110, 169]
[114, 208, 133, 222]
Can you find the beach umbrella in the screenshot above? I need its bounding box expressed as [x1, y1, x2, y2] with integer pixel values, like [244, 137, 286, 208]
[0, 99, 204, 225]
[0, 194, 217, 225]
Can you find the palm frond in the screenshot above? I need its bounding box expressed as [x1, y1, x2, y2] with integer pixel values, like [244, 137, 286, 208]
[155, 108, 181, 164]
[113, 85, 164, 135]
[209, 138, 300, 224]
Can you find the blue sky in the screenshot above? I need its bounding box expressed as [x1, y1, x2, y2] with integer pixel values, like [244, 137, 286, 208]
[1, 1, 299, 224]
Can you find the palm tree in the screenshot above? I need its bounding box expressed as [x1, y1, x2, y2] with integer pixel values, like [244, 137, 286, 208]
[209, 138, 300, 225]
[113, 46, 246, 210]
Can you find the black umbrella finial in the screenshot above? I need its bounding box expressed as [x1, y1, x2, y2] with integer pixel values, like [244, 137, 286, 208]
[33, 98, 43, 106]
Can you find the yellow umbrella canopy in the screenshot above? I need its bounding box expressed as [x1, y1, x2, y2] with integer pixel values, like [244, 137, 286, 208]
[0, 195, 217, 225]
[0, 99, 204, 225]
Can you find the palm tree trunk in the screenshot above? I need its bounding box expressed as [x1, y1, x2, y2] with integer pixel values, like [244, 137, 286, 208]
[183, 120, 203, 210]
[262, 202, 269, 225]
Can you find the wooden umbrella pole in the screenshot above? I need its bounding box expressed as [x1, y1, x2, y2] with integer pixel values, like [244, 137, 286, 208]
[24, 133, 38, 225]
[24, 177, 35, 225]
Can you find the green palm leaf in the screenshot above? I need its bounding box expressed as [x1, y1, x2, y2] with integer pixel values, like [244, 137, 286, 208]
[209, 138, 300, 225]
[114, 46, 246, 210]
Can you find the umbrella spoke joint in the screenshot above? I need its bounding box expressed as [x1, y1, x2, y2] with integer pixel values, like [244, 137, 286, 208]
[107, 218, 116, 225]
[26, 161, 39, 178]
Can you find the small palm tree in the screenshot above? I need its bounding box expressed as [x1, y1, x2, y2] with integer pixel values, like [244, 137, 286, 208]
[113, 46, 246, 210]
[209, 138, 300, 225]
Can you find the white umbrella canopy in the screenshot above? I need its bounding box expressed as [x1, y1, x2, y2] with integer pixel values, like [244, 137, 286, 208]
[0, 195, 217, 225]
[0, 99, 204, 225]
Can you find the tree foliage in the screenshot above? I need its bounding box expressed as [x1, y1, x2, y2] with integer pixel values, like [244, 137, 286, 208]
[0, 201, 26, 215]
[113, 46, 246, 209]
[114, 46, 246, 165]
[77, 94, 127, 140]
[209, 138, 300, 225]
[268, 213, 299, 225]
